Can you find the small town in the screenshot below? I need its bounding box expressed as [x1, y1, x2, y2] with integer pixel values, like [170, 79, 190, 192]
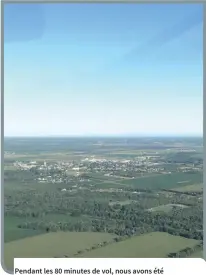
[12, 153, 203, 186]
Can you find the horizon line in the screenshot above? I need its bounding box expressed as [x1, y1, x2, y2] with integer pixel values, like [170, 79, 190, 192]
[4, 135, 203, 138]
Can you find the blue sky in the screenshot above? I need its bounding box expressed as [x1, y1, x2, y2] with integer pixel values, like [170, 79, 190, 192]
[4, 3, 203, 137]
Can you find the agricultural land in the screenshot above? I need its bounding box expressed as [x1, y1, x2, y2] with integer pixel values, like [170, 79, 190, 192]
[4, 137, 203, 270]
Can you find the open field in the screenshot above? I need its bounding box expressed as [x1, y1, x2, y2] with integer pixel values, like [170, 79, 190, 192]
[4, 226, 44, 243]
[121, 172, 203, 190]
[147, 204, 189, 213]
[94, 181, 127, 189]
[109, 200, 135, 206]
[4, 165, 18, 171]
[79, 232, 200, 258]
[4, 216, 45, 243]
[188, 250, 203, 258]
[5, 153, 81, 162]
[85, 172, 121, 182]
[4, 214, 93, 243]
[4, 232, 116, 270]
[172, 183, 203, 192]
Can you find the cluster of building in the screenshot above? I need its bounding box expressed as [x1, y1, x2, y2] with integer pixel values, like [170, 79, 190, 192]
[12, 153, 202, 185]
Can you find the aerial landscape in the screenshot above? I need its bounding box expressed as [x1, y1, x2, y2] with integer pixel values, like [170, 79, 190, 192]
[3, 2, 203, 271]
[4, 137, 203, 269]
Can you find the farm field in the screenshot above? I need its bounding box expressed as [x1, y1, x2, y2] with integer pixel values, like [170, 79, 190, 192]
[188, 250, 203, 258]
[121, 172, 203, 190]
[172, 183, 203, 192]
[4, 216, 44, 243]
[4, 214, 91, 243]
[4, 232, 116, 270]
[79, 232, 200, 258]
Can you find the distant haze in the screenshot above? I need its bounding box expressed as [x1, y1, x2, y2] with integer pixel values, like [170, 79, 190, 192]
[4, 3, 203, 137]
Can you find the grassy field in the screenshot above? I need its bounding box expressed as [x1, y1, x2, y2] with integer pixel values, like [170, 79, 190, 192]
[109, 200, 135, 206]
[94, 182, 127, 189]
[79, 232, 200, 258]
[4, 165, 18, 171]
[86, 172, 121, 182]
[4, 152, 82, 162]
[4, 232, 116, 270]
[172, 183, 203, 192]
[4, 216, 45, 243]
[4, 213, 92, 243]
[4, 231, 201, 270]
[120, 172, 203, 190]
[147, 204, 189, 213]
[188, 250, 203, 258]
